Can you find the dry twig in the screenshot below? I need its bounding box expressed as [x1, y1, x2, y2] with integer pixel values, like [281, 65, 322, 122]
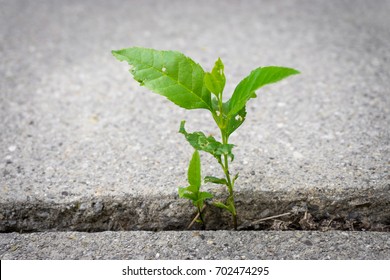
[187, 205, 207, 229]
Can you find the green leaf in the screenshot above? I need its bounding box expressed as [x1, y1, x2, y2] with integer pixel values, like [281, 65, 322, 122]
[213, 196, 236, 215]
[213, 201, 230, 211]
[182, 193, 198, 201]
[180, 187, 213, 208]
[178, 151, 214, 208]
[232, 173, 239, 184]
[178, 187, 198, 201]
[179, 121, 234, 161]
[226, 196, 237, 215]
[228, 66, 300, 116]
[204, 176, 228, 186]
[178, 186, 187, 197]
[198, 191, 214, 200]
[181, 184, 199, 195]
[204, 58, 226, 96]
[188, 150, 201, 188]
[226, 106, 247, 137]
[177, 187, 186, 197]
[194, 192, 214, 208]
[112, 47, 212, 111]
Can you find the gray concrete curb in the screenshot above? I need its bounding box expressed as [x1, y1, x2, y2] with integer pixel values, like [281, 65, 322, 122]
[1, 231, 389, 260]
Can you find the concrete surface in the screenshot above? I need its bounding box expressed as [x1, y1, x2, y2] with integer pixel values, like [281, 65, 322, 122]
[1, 231, 389, 260]
[0, 0, 389, 241]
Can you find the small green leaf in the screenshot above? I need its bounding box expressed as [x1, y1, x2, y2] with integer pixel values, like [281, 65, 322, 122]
[193, 192, 213, 209]
[204, 176, 228, 186]
[226, 196, 237, 215]
[228, 66, 300, 116]
[112, 47, 212, 111]
[232, 173, 239, 184]
[188, 150, 201, 188]
[178, 185, 197, 196]
[182, 193, 198, 201]
[178, 151, 213, 210]
[198, 191, 214, 200]
[204, 58, 226, 96]
[213, 201, 230, 211]
[213, 197, 236, 215]
[178, 187, 198, 201]
[182, 185, 199, 194]
[226, 106, 247, 137]
[178, 186, 186, 197]
[179, 121, 234, 161]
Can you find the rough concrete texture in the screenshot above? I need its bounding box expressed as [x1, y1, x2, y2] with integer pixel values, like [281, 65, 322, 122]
[1, 0, 390, 232]
[1, 231, 389, 260]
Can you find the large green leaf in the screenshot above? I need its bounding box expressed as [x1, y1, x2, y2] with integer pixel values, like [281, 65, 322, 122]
[179, 121, 234, 161]
[112, 47, 212, 110]
[228, 66, 300, 116]
[188, 150, 201, 188]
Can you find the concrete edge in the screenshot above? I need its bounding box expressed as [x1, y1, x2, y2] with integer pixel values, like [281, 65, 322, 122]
[1, 231, 389, 260]
[1, 185, 389, 232]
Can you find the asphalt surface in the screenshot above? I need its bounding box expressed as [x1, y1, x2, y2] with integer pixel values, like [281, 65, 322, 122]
[0, 0, 389, 259]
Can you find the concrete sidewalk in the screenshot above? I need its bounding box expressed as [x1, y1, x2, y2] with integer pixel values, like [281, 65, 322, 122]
[1, 231, 389, 260]
[0, 0, 389, 258]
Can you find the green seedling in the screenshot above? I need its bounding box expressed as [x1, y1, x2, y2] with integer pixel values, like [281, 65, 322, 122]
[112, 47, 299, 229]
[178, 150, 213, 229]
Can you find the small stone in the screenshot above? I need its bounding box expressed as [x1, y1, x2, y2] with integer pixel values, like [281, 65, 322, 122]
[5, 155, 12, 164]
[45, 167, 55, 176]
[93, 201, 104, 213]
[303, 240, 313, 246]
[79, 202, 88, 210]
[8, 145, 17, 152]
[293, 151, 304, 159]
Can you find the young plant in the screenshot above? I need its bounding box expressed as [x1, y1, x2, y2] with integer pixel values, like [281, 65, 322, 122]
[112, 47, 299, 229]
[178, 149, 213, 229]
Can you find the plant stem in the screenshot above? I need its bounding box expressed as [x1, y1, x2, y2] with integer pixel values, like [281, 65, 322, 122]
[215, 94, 237, 230]
[221, 130, 237, 230]
[197, 204, 205, 227]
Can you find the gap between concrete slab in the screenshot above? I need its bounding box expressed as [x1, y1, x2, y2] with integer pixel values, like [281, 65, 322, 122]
[1, 185, 389, 232]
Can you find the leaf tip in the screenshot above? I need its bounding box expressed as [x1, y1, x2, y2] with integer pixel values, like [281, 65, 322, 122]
[111, 49, 126, 61]
[290, 68, 301, 75]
